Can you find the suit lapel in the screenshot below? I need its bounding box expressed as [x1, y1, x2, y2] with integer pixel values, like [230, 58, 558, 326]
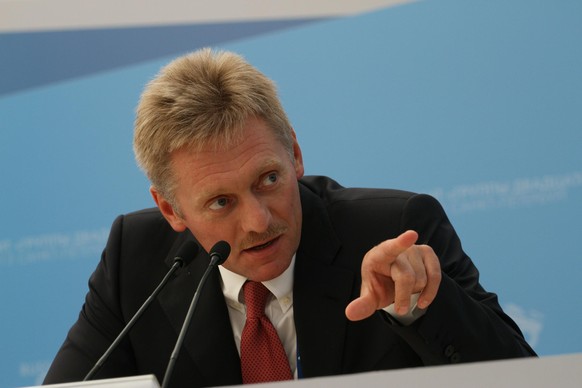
[293, 184, 356, 377]
[158, 233, 242, 386]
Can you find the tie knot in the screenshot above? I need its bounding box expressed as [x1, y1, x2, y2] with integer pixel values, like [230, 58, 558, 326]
[243, 281, 270, 319]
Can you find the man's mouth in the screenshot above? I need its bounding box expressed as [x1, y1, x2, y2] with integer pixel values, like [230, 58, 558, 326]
[245, 236, 279, 251]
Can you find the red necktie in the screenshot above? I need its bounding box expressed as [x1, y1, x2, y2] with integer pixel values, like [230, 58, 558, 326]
[240, 281, 293, 383]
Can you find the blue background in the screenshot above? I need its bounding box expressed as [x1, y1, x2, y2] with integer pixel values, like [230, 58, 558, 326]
[1, 0, 581, 386]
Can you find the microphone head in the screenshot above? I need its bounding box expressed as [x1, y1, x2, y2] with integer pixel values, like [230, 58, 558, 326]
[209, 240, 231, 265]
[174, 241, 200, 268]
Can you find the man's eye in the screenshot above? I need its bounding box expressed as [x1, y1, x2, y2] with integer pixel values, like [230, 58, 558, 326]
[209, 197, 229, 210]
[263, 172, 278, 186]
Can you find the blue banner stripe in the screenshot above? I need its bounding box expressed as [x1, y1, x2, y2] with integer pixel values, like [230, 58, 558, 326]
[0, 18, 324, 96]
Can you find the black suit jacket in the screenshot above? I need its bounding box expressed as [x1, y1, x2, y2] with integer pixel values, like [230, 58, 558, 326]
[44, 176, 535, 386]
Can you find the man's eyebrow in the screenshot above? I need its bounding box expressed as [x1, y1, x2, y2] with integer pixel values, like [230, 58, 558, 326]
[196, 183, 231, 201]
[258, 158, 282, 172]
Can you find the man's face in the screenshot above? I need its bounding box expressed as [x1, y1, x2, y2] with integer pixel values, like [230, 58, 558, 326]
[153, 116, 304, 281]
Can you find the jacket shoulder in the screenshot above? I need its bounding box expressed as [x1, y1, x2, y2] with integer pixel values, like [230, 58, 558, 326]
[299, 175, 446, 243]
[300, 175, 415, 204]
[299, 175, 418, 222]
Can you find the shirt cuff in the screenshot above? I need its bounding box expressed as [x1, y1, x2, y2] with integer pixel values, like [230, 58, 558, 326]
[382, 293, 426, 326]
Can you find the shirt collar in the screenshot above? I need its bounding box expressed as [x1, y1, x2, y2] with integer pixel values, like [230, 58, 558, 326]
[219, 255, 295, 310]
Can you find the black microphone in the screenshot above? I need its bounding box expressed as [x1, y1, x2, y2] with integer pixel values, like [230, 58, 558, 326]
[83, 240, 200, 381]
[161, 240, 231, 388]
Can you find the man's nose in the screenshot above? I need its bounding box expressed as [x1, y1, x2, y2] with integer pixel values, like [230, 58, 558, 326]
[239, 195, 272, 233]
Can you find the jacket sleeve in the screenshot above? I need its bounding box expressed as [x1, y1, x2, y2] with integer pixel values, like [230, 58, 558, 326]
[385, 193, 536, 365]
[43, 215, 138, 384]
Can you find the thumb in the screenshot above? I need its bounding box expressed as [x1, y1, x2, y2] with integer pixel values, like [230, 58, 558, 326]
[384, 230, 419, 255]
[370, 230, 419, 265]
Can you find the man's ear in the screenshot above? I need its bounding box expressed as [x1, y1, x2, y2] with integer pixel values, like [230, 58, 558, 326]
[150, 187, 187, 232]
[291, 129, 305, 179]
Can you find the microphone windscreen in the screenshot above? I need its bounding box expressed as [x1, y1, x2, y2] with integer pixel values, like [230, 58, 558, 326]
[174, 241, 199, 267]
[209, 240, 231, 265]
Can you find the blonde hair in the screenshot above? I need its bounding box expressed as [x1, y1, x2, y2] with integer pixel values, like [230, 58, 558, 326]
[134, 48, 294, 206]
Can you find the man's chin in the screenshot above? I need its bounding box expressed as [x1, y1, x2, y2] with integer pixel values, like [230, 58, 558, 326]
[244, 258, 292, 282]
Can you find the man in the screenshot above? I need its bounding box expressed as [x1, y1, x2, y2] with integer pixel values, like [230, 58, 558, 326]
[44, 48, 535, 386]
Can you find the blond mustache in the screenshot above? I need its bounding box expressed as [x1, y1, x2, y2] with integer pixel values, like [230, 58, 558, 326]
[239, 224, 288, 250]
